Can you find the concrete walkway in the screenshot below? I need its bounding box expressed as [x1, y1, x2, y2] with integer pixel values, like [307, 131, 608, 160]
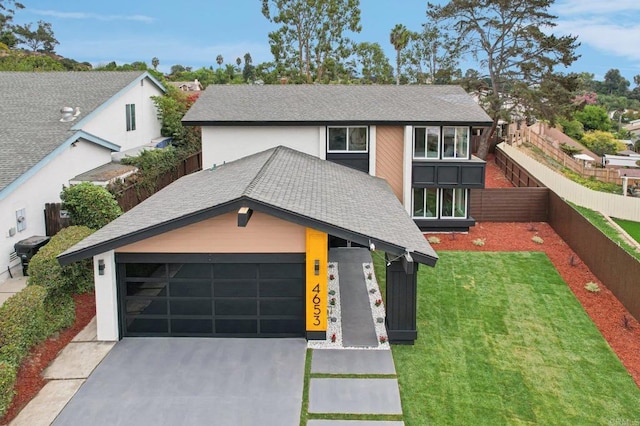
[0, 276, 27, 306]
[329, 248, 378, 347]
[11, 317, 115, 426]
[309, 349, 404, 424]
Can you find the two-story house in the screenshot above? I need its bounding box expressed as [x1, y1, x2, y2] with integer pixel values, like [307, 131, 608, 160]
[0, 71, 165, 282]
[181, 85, 492, 232]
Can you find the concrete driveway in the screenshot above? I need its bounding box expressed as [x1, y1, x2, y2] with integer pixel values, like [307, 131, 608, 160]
[53, 338, 307, 426]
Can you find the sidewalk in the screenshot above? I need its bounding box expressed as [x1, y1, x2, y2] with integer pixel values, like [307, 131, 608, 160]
[0, 276, 27, 306]
[10, 317, 115, 426]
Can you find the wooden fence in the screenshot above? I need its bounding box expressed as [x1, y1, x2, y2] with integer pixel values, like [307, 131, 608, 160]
[470, 188, 548, 222]
[113, 151, 202, 212]
[44, 203, 70, 236]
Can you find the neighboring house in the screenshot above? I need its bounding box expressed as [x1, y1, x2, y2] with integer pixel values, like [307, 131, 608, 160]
[182, 85, 492, 232]
[624, 120, 640, 139]
[0, 71, 165, 283]
[168, 79, 203, 92]
[59, 146, 438, 344]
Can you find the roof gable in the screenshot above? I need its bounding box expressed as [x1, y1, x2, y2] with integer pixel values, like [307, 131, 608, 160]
[59, 146, 437, 266]
[183, 84, 492, 125]
[0, 71, 165, 195]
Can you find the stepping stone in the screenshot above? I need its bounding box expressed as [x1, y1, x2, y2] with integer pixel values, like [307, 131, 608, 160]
[309, 378, 402, 415]
[308, 421, 404, 425]
[311, 349, 396, 375]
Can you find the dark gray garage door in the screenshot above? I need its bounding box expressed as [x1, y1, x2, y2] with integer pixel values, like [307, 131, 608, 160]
[118, 257, 305, 337]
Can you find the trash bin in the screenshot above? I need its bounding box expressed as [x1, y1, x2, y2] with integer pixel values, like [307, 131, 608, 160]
[14, 236, 50, 276]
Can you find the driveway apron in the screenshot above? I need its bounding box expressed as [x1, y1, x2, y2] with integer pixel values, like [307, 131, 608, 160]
[52, 337, 307, 426]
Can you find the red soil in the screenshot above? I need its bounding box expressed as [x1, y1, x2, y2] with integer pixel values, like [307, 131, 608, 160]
[444, 155, 640, 386]
[0, 292, 96, 425]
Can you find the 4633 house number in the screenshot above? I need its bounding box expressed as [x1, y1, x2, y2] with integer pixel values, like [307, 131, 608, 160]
[311, 283, 322, 326]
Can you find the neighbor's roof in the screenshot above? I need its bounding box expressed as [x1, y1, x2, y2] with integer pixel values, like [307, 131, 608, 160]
[59, 146, 438, 266]
[182, 84, 492, 125]
[0, 71, 164, 197]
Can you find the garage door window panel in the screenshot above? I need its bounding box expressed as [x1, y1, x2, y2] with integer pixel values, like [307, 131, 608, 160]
[215, 263, 257, 279]
[215, 299, 258, 316]
[215, 280, 258, 297]
[260, 300, 304, 316]
[171, 319, 213, 334]
[261, 319, 303, 334]
[260, 280, 304, 297]
[169, 281, 211, 298]
[170, 263, 212, 279]
[216, 319, 257, 334]
[125, 298, 167, 316]
[170, 299, 212, 316]
[126, 263, 165, 278]
[126, 281, 168, 297]
[128, 318, 168, 334]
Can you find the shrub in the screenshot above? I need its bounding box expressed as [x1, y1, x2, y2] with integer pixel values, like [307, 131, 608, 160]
[532, 236, 544, 244]
[557, 118, 584, 141]
[61, 182, 122, 230]
[574, 105, 611, 132]
[472, 238, 485, 246]
[0, 286, 74, 418]
[427, 236, 441, 244]
[585, 282, 601, 293]
[560, 143, 582, 157]
[0, 361, 17, 417]
[581, 131, 619, 156]
[28, 226, 95, 298]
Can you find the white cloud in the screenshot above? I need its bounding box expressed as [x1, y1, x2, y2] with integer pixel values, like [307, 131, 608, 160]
[555, 19, 640, 61]
[555, 0, 640, 15]
[31, 9, 155, 24]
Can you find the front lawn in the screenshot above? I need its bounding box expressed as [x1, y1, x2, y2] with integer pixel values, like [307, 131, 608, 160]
[613, 217, 640, 245]
[376, 251, 640, 424]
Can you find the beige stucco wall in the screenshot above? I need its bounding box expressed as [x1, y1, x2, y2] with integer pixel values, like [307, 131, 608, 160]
[375, 126, 405, 202]
[116, 211, 306, 253]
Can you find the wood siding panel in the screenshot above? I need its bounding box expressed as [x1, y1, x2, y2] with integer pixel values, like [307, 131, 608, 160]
[376, 126, 405, 202]
[470, 188, 549, 222]
[116, 211, 306, 253]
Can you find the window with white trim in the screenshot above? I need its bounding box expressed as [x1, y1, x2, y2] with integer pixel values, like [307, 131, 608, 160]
[413, 127, 440, 158]
[412, 188, 467, 219]
[327, 126, 368, 152]
[126, 104, 136, 131]
[413, 126, 470, 159]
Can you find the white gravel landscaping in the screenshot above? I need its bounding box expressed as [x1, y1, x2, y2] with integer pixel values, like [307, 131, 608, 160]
[307, 262, 389, 350]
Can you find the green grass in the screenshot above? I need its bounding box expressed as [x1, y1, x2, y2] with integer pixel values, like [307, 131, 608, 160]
[375, 251, 640, 425]
[570, 203, 640, 261]
[612, 217, 640, 245]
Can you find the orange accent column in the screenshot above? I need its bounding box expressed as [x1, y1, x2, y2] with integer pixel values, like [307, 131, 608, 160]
[305, 228, 328, 339]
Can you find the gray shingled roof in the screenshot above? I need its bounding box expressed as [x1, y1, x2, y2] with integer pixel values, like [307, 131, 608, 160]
[182, 84, 492, 125]
[0, 71, 155, 193]
[59, 146, 437, 266]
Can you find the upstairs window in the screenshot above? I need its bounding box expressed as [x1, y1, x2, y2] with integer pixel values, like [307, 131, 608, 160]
[327, 126, 368, 152]
[442, 126, 469, 159]
[414, 127, 440, 158]
[413, 126, 470, 159]
[126, 104, 136, 131]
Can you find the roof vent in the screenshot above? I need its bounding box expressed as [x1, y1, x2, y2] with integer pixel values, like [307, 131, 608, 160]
[60, 106, 81, 122]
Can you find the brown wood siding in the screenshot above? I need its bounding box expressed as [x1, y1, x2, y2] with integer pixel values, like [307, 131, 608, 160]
[116, 211, 306, 253]
[376, 126, 405, 202]
[469, 188, 549, 222]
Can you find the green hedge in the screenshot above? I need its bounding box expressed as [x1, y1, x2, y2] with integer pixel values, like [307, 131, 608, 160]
[0, 285, 75, 418]
[60, 182, 122, 230]
[27, 226, 95, 298]
[0, 362, 17, 418]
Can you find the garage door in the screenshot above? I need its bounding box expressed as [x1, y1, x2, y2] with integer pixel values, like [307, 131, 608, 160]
[118, 258, 305, 337]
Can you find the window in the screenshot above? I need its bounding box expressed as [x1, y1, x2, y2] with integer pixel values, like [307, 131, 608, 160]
[414, 126, 469, 159]
[414, 127, 440, 158]
[412, 188, 438, 218]
[126, 104, 136, 131]
[327, 126, 368, 152]
[442, 126, 469, 159]
[412, 188, 467, 219]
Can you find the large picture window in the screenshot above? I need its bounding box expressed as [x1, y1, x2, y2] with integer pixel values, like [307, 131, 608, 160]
[412, 188, 467, 219]
[327, 126, 368, 152]
[414, 126, 469, 159]
[414, 127, 440, 158]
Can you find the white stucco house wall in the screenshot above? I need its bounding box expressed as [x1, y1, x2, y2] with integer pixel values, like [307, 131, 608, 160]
[0, 71, 165, 283]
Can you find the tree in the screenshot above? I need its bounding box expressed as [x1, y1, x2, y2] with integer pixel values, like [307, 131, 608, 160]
[242, 52, 255, 83]
[13, 20, 58, 52]
[574, 105, 611, 132]
[603, 69, 630, 96]
[352, 42, 393, 84]
[403, 19, 463, 85]
[389, 24, 409, 85]
[262, 0, 362, 83]
[216, 54, 223, 68]
[581, 131, 618, 156]
[151, 57, 159, 70]
[0, 0, 22, 48]
[428, 0, 579, 159]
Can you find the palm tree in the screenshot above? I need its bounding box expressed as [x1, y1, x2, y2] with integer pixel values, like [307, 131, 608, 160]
[390, 24, 409, 85]
[216, 54, 223, 68]
[151, 57, 159, 70]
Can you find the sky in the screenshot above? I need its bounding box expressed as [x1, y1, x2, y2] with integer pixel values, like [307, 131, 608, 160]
[11, 0, 640, 82]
